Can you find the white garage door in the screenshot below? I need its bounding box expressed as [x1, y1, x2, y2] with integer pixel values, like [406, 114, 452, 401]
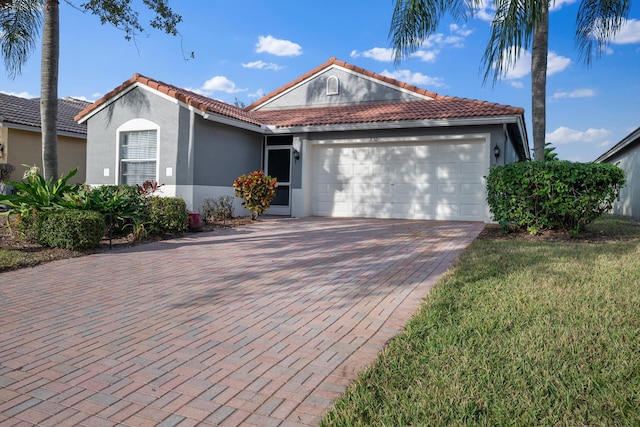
[312, 140, 486, 221]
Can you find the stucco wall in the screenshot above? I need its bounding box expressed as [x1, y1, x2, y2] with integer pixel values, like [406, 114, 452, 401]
[3, 128, 85, 183]
[604, 147, 640, 218]
[256, 68, 424, 110]
[192, 118, 262, 186]
[85, 87, 185, 186]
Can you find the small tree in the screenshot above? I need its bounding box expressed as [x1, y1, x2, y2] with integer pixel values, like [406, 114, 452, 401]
[233, 170, 277, 220]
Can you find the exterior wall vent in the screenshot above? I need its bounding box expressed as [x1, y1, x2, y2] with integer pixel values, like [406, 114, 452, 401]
[326, 75, 339, 96]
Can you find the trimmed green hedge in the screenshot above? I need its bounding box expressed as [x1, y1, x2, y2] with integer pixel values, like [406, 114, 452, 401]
[35, 210, 105, 250]
[147, 196, 188, 233]
[486, 161, 625, 234]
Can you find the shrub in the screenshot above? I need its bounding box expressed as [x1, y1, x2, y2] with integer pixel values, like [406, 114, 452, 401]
[201, 195, 235, 224]
[147, 196, 188, 233]
[0, 165, 81, 218]
[37, 210, 105, 250]
[233, 170, 277, 220]
[486, 161, 625, 234]
[78, 185, 149, 237]
[14, 211, 46, 243]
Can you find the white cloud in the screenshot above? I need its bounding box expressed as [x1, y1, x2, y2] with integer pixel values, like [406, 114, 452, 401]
[610, 19, 640, 44]
[547, 51, 571, 75]
[549, 0, 577, 11]
[499, 49, 570, 80]
[256, 35, 302, 57]
[0, 90, 36, 99]
[353, 24, 472, 64]
[242, 60, 284, 71]
[473, 0, 495, 22]
[381, 69, 445, 87]
[201, 76, 245, 94]
[552, 88, 596, 99]
[509, 81, 524, 89]
[411, 50, 439, 62]
[546, 126, 612, 145]
[69, 95, 99, 102]
[503, 49, 531, 79]
[350, 47, 395, 62]
[248, 89, 265, 99]
[449, 24, 474, 37]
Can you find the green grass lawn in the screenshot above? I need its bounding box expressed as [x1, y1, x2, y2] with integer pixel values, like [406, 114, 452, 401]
[321, 216, 640, 426]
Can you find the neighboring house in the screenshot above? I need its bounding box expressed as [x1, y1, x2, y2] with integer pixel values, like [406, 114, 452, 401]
[0, 93, 89, 184]
[76, 58, 529, 222]
[594, 127, 640, 218]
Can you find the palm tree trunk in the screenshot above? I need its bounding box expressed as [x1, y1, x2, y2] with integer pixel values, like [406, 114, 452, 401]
[41, 0, 59, 180]
[531, 5, 548, 161]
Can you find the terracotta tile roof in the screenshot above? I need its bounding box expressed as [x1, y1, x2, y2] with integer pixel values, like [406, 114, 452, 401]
[74, 74, 263, 127]
[246, 57, 442, 110]
[74, 59, 524, 131]
[252, 98, 524, 128]
[0, 93, 88, 136]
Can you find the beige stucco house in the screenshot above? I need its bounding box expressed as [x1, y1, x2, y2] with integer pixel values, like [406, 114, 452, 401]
[0, 93, 88, 184]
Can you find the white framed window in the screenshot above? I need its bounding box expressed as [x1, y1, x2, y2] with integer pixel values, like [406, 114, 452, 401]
[116, 119, 159, 185]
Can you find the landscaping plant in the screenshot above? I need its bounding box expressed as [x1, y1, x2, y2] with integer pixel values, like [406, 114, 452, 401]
[146, 196, 189, 233]
[0, 165, 81, 219]
[233, 170, 277, 220]
[37, 210, 105, 250]
[201, 195, 235, 225]
[486, 161, 625, 234]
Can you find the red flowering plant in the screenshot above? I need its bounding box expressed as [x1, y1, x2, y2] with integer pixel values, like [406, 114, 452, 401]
[233, 170, 277, 220]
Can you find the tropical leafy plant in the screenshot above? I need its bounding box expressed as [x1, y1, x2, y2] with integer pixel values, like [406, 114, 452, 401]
[0, 165, 80, 218]
[233, 170, 277, 220]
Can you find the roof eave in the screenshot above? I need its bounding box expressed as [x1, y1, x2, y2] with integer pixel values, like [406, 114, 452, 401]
[198, 109, 267, 133]
[264, 114, 527, 133]
[0, 121, 86, 138]
[594, 127, 640, 163]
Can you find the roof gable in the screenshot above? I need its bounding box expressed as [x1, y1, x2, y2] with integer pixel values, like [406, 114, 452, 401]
[595, 126, 640, 163]
[246, 57, 441, 111]
[0, 93, 88, 136]
[74, 74, 263, 128]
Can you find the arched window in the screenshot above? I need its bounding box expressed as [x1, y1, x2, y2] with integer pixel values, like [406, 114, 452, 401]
[116, 118, 159, 185]
[326, 75, 339, 96]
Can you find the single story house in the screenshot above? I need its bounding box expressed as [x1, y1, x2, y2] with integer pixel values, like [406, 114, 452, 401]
[0, 93, 88, 184]
[594, 126, 640, 218]
[75, 58, 529, 222]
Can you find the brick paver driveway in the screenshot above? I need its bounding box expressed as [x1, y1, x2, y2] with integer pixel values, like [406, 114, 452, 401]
[1, 217, 483, 426]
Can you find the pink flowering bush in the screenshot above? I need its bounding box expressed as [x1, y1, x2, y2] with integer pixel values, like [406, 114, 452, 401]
[233, 170, 277, 220]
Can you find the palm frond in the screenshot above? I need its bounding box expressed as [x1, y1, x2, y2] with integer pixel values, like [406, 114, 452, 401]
[576, 0, 630, 65]
[0, 0, 43, 78]
[481, 0, 547, 85]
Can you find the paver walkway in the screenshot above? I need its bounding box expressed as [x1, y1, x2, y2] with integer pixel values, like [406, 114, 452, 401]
[0, 217, 484, 426]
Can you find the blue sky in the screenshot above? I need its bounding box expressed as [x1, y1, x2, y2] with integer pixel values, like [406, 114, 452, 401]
[1, 0, 639, 162]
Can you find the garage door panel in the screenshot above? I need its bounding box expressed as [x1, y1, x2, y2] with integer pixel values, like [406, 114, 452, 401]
[312, 140, 486, 221]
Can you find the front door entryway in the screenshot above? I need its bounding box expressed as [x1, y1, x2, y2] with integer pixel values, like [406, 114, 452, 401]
[265, 146, 292, 216]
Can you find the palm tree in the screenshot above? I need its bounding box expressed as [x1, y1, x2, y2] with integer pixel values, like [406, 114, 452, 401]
[390, 0, 631, 161]
[41, 0, 59, 180]
[1, 0, 182, 180]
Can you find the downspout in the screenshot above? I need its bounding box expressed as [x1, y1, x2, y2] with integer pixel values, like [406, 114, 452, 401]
[502, 123, 508, 165]
[187, 109, 195, 210]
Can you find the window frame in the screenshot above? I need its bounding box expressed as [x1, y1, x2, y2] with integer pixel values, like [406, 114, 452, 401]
[116, 118, 160, 185]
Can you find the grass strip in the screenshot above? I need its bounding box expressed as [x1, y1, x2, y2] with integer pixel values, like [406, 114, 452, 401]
[322, 217, 640, 426]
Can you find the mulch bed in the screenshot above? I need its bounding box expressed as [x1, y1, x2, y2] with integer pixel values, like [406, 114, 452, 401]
[0, 215, 255, 264]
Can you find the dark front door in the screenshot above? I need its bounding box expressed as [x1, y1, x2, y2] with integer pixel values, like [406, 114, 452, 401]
[265, 146, 291, 215]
